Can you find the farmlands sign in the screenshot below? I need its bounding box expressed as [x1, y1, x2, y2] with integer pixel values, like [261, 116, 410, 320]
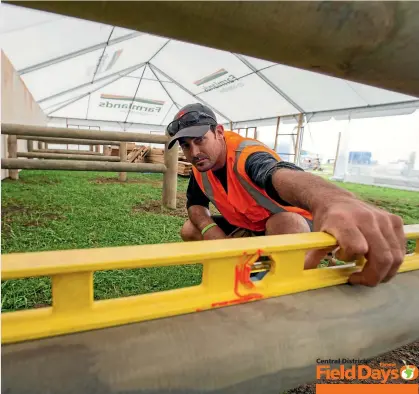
[194, 68, 244, 93]
[99, 94, 165, 114]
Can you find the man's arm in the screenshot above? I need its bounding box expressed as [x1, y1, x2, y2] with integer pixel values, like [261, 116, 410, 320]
[271, 168, 406, 287]
[186, 174, 227, 240]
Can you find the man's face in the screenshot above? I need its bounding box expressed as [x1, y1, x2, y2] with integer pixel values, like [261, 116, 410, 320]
[179, 126, 225, 172]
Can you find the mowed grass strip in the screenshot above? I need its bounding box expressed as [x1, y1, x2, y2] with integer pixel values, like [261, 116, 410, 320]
[2, 170, 418, 311]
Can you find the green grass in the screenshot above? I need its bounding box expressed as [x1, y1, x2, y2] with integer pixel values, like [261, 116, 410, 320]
[1, 170, 418, 311]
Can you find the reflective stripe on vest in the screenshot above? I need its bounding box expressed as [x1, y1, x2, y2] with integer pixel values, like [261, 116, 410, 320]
[233, 140, 286, 214]
[202, 171, 216, 206]
[201, 140, 286, 214]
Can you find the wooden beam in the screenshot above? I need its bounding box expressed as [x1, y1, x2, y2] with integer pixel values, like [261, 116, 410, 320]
[2, 123, 168, 144]
[17, 152, 120, 162]
[17, 135, 121, 145]
[294, 114, 303, 165]
[1, 159, 166, 173]
[36, 149, 101, 156]
[10, 2, 419, 97]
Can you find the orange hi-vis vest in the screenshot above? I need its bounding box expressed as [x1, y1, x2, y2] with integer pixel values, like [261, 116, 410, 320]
[192, 131, 313, 232]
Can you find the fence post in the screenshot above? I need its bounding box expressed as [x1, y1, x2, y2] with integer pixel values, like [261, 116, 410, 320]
[7, 135, 18, 180]
[27, 140, 33, 153]
[119, 142, 127, 181]
[162, 141, 178, 209]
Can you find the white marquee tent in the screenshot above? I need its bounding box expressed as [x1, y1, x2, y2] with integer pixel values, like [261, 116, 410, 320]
[1, 2, 419, 133]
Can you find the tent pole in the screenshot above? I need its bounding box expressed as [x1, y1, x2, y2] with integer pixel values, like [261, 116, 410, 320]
[273, 116, 280, 151]
[333, 131, 342, 177]
[230, 121, 233, 131]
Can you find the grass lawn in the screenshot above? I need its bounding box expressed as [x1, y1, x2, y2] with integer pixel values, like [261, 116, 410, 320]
[2, 170, 418, 312]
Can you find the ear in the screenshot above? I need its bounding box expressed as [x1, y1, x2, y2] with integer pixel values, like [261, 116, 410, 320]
[215, 124, 224, 139]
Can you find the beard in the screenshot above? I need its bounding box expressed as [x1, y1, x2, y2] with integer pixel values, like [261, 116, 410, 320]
[194, 158, 212, 172]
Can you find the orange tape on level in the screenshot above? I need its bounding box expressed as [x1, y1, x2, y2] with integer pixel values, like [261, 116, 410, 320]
[210, 250, 264, 308]
[316, 384, 418, 394]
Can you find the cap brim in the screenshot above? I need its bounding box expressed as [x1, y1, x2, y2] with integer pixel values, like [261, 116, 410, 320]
[167, 125, 212, 149]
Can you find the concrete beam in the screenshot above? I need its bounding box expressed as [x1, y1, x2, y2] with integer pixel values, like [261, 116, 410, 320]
[2, 270, 419, 393]
[7, 1, 419, 96]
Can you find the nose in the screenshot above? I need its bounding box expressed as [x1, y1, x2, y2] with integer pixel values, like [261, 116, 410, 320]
[189, 143, 200, 157]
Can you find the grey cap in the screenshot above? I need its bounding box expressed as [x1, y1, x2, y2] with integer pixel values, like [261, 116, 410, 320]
[167, 103, 217, 149]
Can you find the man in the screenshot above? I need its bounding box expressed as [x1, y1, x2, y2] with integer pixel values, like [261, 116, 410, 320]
[167, 103, 406, 287]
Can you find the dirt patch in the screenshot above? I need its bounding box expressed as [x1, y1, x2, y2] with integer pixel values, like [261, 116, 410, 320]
[287, 341, 419, 393]
[90, 177, 161, 186]
[2, 201, 66, 230]
[22, 213, 65, 227]
[132, 193, 220, 218]
[1, 204, 30, 216]
[132, 193, 189, 218]
[33, 303, 51, 309]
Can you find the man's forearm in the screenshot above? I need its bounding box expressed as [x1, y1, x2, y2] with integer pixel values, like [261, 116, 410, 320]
[188, 205, 214, 231]
[271, 169, 355, 213]
[188, 205, 227, 239]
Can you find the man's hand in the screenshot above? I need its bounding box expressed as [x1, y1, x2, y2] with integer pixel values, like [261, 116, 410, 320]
[313, 196, 405, 286]
[272, 169, 406, 286]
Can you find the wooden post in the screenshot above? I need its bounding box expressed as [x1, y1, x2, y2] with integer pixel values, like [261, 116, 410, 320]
[119, 142, 127, 181]
[254, 127, 258, 140]
[333, 131, 342, 176]
[45, 143, 49, 150]
[273, 117, 280, 151]
[229, 121, 233, 131]
[90, 145, 94, 152]
[27, 140, 33, 152]
[245, 128, 248, 138]
[294, 114, 303, 165]
[7, 135, 18, 180]
[162, 141, 178, 209]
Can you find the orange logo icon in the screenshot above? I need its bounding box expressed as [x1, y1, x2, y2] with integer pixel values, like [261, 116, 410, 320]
[400, 360, 418, 381]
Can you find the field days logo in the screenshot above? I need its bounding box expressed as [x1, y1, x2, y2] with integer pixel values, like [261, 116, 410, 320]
[316, 361, 418, 383]
[99, 94, 165, 115]
[193, 68, 244, 93]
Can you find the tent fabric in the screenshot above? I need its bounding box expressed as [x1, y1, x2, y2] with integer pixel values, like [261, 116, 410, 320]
[1, 3, 418, 128]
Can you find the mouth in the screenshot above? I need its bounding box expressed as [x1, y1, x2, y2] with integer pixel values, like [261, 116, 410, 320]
[195, 158, 208, 165]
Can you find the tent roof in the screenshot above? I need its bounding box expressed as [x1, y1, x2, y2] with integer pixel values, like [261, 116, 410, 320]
[1, 3, 418, 128]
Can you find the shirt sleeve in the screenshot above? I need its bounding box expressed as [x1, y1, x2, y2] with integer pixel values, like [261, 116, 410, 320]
[186, 172, 210, 209]
[244, 151, 304, 206]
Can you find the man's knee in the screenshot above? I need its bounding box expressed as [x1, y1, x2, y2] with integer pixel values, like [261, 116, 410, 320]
[180, 220, 202, 241]
[265, 212, 310, 235]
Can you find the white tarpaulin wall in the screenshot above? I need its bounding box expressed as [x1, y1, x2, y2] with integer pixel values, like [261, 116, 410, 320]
[1, 3, 419, 129]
